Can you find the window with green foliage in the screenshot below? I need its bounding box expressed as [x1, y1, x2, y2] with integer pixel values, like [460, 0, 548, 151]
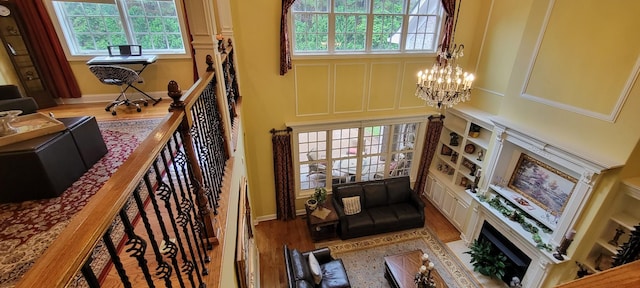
[291, 0, 442, 55]
[49, 0, 186, 56]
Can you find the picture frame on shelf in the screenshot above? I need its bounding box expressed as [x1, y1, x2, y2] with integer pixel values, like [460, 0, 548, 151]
[508, 153, 577, 216]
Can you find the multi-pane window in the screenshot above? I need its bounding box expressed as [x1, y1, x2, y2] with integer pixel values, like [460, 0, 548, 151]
[296, 119, 421, 197]
[291, 0, 442, 54]
[48, 0, 186, 56]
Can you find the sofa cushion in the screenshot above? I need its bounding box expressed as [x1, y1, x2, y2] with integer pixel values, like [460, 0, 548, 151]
[389, 203, 423, 223]
[344, 213, 374, 235]
[334, 184, 364, 206]
[363, 182, 388, 208]
[320, 259, 351, 288]
[367, 207, 399, 230]
[342, 196, 361, 215]
[308, 252, 322, 284]
[290, 249, 313, 283]
[385, 177, 412, 204]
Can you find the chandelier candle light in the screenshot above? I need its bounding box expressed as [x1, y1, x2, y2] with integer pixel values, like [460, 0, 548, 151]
[415, 0, 474, 109]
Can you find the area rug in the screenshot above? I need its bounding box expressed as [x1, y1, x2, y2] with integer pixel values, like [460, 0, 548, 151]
[321, 228, 481, 288]
[0, 118, 161, 288]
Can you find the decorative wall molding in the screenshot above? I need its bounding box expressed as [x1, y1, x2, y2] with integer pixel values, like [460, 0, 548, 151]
[475, 86, 505, 97]
[333, 63, 367, 114]
[366, 62, 401, 112]
[520, 0, 638, 123]
[294, 64, 331, 117]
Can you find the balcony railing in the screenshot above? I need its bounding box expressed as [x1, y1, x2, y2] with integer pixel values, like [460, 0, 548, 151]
[16, 51, 239, 288]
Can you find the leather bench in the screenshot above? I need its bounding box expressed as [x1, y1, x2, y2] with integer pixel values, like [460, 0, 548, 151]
[0, 130, 86, 203]
[58, 116, 108, 169]
[0, 116, 107, 203]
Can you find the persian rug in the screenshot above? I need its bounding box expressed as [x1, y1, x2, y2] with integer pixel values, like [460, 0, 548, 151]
[0, 118, 161, 288]
[321, 228, 482, 288]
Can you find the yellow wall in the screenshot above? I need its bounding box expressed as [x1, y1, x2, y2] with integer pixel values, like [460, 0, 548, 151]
[70, 58, 195, 99]
[230, 0, 492, 219]
[0, 40, 21, 86]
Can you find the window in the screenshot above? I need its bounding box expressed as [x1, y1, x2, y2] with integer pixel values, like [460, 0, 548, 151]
[48, 0, 186, 56]
[295, 118, 422, 197]
[291, 0, 442, 55]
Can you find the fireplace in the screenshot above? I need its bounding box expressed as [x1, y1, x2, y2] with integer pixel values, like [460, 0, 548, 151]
[479, 221, 531, 284]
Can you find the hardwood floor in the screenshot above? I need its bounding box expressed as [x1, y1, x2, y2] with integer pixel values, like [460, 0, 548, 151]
[254, 196, 460, 288]
[39, 101, 171, 121]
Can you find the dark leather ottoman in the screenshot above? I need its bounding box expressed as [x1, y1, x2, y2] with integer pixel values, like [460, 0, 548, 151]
[58, 116, 107, 169]
[0, 131, 87, 203]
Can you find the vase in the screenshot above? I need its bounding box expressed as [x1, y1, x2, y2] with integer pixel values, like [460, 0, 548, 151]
[306, 199, 317, 211]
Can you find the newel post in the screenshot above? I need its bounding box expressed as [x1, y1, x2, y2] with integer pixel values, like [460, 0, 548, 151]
[168, 81, 219, 245]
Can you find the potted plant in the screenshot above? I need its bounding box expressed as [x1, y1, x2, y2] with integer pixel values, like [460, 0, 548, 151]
[307, 187, 327, 210]
[464, 239, 509, 280]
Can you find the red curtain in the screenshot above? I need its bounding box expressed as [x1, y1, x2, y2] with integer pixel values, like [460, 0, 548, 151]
[439, 0, 456, 53]
[414, 115, 445, 195]
[271, 128, 296, 220]
[14, 0, 81, 99]
[279, 0, 297, 75]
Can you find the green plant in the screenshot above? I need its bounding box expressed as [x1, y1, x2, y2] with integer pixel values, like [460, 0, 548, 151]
[464, 239, 509, 279]
[312, 187, 327, 205]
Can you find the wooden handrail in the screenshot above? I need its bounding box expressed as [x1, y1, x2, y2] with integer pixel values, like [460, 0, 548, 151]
[555, 260, 640, 288]
[17, 70, 215, 288]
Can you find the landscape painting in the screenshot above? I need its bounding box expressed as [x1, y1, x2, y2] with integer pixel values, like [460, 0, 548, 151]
[508, 153, 577, 216]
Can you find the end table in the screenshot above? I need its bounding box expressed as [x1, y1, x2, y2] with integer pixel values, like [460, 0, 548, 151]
[305, 195, 339, 242]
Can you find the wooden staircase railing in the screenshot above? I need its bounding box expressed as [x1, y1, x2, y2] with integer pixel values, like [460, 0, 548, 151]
[16, 51, 238, 288]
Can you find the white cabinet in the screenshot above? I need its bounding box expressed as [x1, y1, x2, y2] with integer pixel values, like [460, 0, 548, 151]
[426, 105, 493, 232]
[424, 174, 434, 199]
[452, 197, 469, 228]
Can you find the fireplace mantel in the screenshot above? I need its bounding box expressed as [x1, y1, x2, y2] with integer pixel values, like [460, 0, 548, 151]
[462, 117, 620, 288]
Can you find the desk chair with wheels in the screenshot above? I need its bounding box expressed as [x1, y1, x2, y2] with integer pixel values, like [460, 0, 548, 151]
[89, 65, 148, 115]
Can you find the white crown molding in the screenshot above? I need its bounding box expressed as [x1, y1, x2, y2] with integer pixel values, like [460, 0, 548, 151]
[520, 0, 637, 123]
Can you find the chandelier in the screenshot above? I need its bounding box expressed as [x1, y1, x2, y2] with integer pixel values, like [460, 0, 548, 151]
[415, 0, 474, 109]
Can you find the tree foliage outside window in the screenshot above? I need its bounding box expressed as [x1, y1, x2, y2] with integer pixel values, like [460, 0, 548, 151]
[51, 0, 186, 55]
[292, 0, 442, 54]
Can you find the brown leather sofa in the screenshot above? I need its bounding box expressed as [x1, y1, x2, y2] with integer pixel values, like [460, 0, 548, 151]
[332, 176, 425, 239]
[284, 244, 351, 288]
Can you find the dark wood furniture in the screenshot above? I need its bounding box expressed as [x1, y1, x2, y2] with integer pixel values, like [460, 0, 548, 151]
[384, 249, 448, 288]
[0, 116, 106, 203]
[305, 194, 339, 241]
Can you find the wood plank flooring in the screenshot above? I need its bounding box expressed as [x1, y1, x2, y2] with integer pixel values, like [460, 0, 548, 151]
[253, 196, 460, 288]
[38, 103, 459, 288]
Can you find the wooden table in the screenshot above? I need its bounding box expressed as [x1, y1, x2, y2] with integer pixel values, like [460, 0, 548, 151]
[304, 195, 339, 241]
[384, 250, 448, 288]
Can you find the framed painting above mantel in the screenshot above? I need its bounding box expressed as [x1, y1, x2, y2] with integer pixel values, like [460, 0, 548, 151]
[508, 153, 578, 217]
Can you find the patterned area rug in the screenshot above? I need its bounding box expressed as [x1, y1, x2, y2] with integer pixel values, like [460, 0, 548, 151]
[321, 228, 481, 288]
[0, 118, 161, 288]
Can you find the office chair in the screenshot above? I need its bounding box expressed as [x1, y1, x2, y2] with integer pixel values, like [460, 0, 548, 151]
[89, 65, 148, 115]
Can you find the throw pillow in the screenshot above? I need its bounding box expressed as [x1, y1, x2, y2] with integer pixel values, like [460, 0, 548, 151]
[308, 252, 322, 285]
[342, 196, 361, 215]
[291, 249, 313, 283]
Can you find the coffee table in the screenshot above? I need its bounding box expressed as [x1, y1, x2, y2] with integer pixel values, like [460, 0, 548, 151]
[384, 249, 448, 288]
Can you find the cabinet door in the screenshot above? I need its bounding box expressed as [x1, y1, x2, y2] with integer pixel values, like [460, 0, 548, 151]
[452, 198, 469, 230]
[442, 188, 455, 218]
[424, 174, 434, 199]
[431, 179, 444, 206]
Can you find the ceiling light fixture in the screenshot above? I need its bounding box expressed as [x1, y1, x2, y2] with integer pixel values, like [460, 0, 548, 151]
[415, 0, 474, 109]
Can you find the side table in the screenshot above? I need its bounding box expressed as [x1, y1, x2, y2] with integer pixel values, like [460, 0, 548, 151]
[305, 195, 339, 242]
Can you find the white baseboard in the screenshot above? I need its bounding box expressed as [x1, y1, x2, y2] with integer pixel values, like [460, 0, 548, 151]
[254, 209, 306, 224]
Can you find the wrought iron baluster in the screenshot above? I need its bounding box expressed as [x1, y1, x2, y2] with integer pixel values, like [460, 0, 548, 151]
[119, 204, 155, 287]
[102, 226, 132, 288]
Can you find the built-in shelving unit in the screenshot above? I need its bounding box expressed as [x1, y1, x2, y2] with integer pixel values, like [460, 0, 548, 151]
[583, 177, 640, 272]
[425, 105, 494, 232]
